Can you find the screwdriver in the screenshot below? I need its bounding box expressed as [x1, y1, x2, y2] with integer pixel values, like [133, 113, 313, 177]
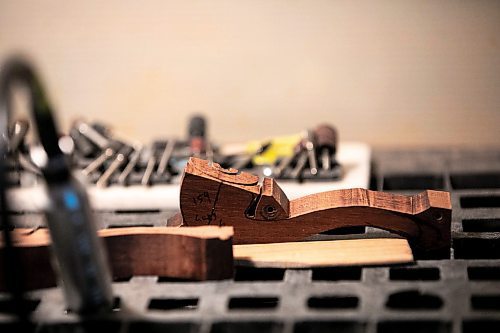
[156, 139, 176, 176]
[82, 140, 123, 176]
[314, 124, 338, 171]
[75, 120, 110, 150]
[289, 149, 308, 180]
[188, 115, 206, 157]
[273, 155, 294, 178]
[96, 145, 134, 187]
[69, 127, 95, 158]
[117, 147, 141, 185]
[141, 144, 156, 186]
[304, 130, 318, 176]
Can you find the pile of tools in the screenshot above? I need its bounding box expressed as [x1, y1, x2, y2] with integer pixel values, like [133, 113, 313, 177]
[69, 118, 342, 187]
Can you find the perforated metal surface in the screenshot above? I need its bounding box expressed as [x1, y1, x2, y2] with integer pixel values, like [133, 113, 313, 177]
[2, 147, 500, 333]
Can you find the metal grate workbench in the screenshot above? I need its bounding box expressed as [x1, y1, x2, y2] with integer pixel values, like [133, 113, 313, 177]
[1, 147, 500, 333]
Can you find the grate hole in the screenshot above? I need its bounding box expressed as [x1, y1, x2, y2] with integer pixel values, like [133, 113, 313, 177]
[0, 298, 40, 313]
[113, 275, 132, 282]
[114, 209, 161, 215]
[234, 267, 285, 281]
[228, 297, 279, 310]
[389, 267, 440, 281]
[460, 196, 500, 209]
[107, 223, 155, 228]
[294, 321, 366, 333]
[38, 320, 122, 333]
[312, 267, 362, 281]
[383, 175, 443, 190]
[470, 295, 500, 310]
[148, 298, 198, 311]
[378, 321, 451, 333]
[320, 226, 366, 235]
[157, 276, 197, 282]
[453, 238, 500, 259]
[385, 290, 443, 310]
[211, 322, 283, 333]
[462, 218, 500, 232]
[307, 296, 358, 309]
[462, 320, 500, 333]
[451, 173, 500, 189]
[0, 323, 36, 333]
[468, 266, 500, 280]
[128, 321, 199, 333]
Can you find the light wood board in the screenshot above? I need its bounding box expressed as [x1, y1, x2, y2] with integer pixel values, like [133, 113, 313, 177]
[233, 238, 414, 268]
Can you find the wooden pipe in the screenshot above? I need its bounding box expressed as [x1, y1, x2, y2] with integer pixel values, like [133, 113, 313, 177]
[180, 157, 452, 258]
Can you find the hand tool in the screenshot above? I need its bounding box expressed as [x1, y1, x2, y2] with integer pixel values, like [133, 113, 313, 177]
[8, 119, 29, 153]
[231, 141, 272, 171]
[273, 155, 294, 178]
[69, 127, 95, 158]
[82, 140, 123, 176]
[156, 139, 176, 176]
[314, 124, 338, 171]
[96, 144, 134, 187]
[288, 150, 308, 180]
[141, 144, 156, 186]
[117, 147, 141, 186]
[304, 130, 318, 176]
[188, 115, 206, 157]
[74, 120, 110, 150]
[0, 56, 113, 313]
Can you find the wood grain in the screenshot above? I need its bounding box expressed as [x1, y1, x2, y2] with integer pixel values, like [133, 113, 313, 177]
[180, 157, 452, 258]
[234, 238, 413, 268]
[0, 226, 234, 290]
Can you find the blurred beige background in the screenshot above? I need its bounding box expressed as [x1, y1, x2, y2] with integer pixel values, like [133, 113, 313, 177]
[1, 1, 499, 147]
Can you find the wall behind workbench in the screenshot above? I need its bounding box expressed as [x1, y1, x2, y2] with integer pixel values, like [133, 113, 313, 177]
[1, 1, 499, 147]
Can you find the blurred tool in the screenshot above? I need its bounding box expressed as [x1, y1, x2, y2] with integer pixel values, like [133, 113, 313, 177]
[82, 140, 123, 176]
[69, 127, 95, 158]
[8, 119, 29, 152]
[141, 143, 156, 186]
[96, 144, 134, 187]
[8, 120, 41, 176]
[75, 120, 110, 151]
[188, 115, 206, 157]
[0, 57, 113, 314]
[231, 141, 272, 170]
[305, 130, 318, 176]
[314, 124, 338, 171]
[117, 147, 141, 185]
[156, 139, 176, 177]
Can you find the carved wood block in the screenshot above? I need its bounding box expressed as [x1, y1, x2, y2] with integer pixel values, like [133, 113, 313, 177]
[180, 157, 452, 258]
[0, 226, 234, 291]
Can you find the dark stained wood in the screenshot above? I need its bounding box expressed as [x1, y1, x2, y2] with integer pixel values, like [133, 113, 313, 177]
[0, 226, 234, 290]
[180, 157, 452, 258]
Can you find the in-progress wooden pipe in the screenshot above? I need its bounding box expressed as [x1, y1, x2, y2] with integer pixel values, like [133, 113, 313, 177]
[180, 158, 452, 258]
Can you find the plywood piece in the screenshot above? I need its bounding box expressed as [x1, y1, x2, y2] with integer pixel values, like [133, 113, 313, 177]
[234, 238, 414, 268]
[0, 226, 234, 291]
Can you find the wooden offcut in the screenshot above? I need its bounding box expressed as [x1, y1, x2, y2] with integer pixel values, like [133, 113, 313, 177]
[234, 238, 414, 268]
[0, 226, 234, 290]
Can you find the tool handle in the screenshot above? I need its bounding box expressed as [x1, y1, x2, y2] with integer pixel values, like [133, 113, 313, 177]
[314, 124, 337, 153]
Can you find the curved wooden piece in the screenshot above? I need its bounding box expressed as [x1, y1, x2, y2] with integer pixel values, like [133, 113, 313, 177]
[180, 158, 452, 258]
[0, 226, 234, 291]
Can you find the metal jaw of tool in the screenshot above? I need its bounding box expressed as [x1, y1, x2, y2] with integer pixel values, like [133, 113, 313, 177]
[0, 57, 113, 314]
[179, 157, 452, 259]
